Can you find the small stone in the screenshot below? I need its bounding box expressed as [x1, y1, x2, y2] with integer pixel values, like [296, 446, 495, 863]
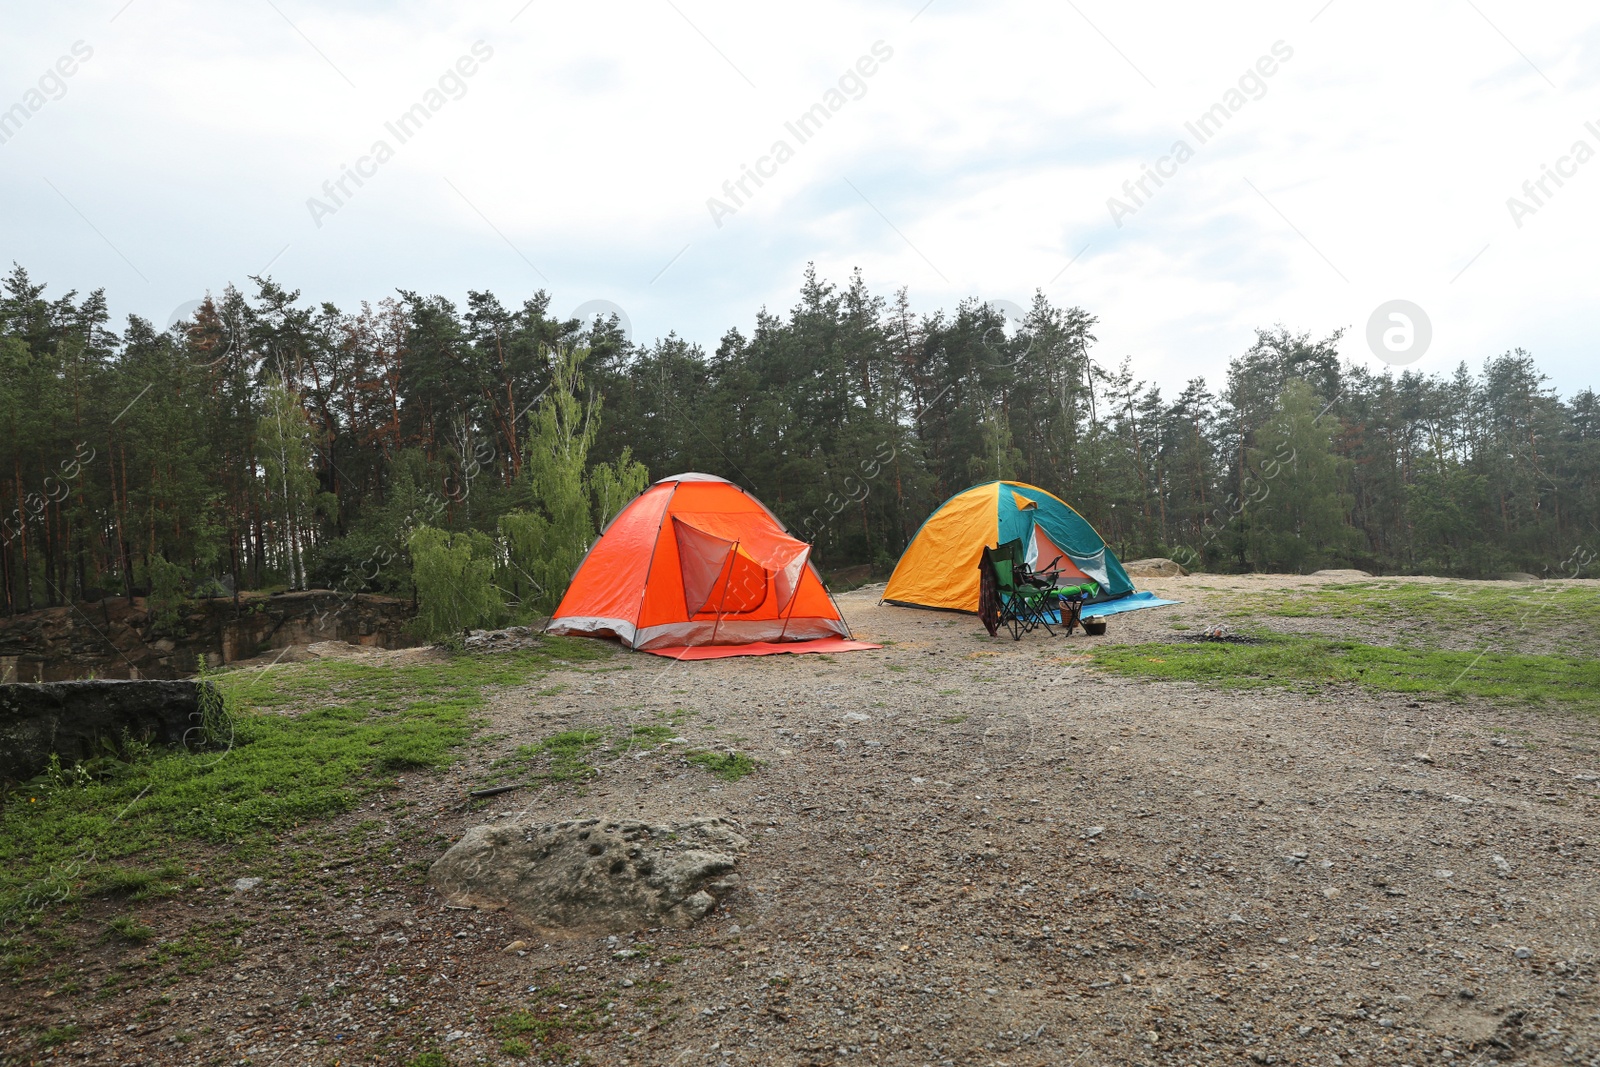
[1144, 1031, 1159, 1044]
[1414, 752, 1434, 764]
[1492, 854, 1512, 873]
[1514, 946, 1532, 959]
[1085, 826, 1104, 838]
[444, 1030, 465, 1042]
[233, 877, 263, 892]
[1434, 870, 1454, 880]
[842, 712, 871, 723]
[620, 978, 634, 987]
[503, 940, 528, 953]
[1229, 912, 1246, 923]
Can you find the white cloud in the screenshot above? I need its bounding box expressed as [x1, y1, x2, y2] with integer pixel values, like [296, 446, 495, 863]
[1, 0, 1595, 394]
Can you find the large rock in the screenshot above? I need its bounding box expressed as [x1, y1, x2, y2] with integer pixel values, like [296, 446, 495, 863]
[429, 816, 747, 933]
[0, 679, 221, 782]
[1123, 557, 1188, 578]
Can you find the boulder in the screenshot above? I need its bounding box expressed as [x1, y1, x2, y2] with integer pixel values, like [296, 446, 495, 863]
[461, 626, 545, 653]
[0, 679, 221, 782]
[429, 816, 747, 933]
[1123, 557, 1188, 578]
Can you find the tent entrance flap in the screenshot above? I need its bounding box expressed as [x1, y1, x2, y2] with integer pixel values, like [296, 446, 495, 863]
[672, 517, 738, 615]
[1026, 524, 1091, 583]
[672, 514, 813, 619]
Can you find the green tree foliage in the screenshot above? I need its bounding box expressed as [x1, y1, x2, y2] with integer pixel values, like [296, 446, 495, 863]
[408, 526, 504, 642]
[501, 346, 603, 614]
[1, 262, 1595, 625]
[144, 556, 188, 635]
[1241, 380, 1357, 573]
[257, 380, 327, 590]
[590, 446, 650, 532]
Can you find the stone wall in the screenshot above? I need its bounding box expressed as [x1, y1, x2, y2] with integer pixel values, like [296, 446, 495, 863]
[0, 680, 221, 781]
[0, 591, 418, 682]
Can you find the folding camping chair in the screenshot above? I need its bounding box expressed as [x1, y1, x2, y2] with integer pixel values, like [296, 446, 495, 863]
[1024, 549, 1099, 637]
[979, 539, 1060, 640]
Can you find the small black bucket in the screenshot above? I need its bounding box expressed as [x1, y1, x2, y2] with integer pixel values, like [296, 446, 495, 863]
[1082, 617, 1108, 636]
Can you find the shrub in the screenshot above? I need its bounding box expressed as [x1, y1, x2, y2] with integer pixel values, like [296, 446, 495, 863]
[408, 526, 505, 643]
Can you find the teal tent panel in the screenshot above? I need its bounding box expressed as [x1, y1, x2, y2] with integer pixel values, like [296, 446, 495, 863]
[1009, 486, 1136, 598]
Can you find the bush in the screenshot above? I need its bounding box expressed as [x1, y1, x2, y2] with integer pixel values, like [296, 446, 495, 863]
[145, 557, 189, 636]
[408, 526, 506, 643]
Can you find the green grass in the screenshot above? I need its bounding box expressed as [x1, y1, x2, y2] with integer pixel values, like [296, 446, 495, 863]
[36, 1023, 81, 1047]
[1214, 581, 1600, 643]
[517, 729, 610, 784]
[1090, 632, 1600, 707]
[105, 914, 155, 944]
[685, 750, 759, 781]
[0, 639, 606, 927]
[494, 996, 602, 1059]
[494, 706, 752, 790]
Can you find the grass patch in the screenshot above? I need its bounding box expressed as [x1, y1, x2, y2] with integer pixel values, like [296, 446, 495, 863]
[36, 1023, 80, 1048]
[1090, 633, 1600, 707]
[494, 999, 601, 1059]
[515, 730, 610, 785]
[685, 750, 758, 781]
[1213, 581, 1600, 647]
[0, 641, 603, 927]
[106, 914, 155, 944]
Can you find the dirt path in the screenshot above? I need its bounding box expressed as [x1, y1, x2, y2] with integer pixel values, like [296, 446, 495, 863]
[9, 577, 1600, 1066]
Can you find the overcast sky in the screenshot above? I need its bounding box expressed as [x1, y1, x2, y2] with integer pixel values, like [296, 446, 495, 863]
[3, 1, 1597, 397]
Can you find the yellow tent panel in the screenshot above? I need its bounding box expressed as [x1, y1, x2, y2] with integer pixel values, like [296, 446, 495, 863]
[880, 483, 1000, 612]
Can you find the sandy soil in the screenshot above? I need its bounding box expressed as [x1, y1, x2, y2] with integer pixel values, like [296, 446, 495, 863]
[7, 575, 1600, 1067]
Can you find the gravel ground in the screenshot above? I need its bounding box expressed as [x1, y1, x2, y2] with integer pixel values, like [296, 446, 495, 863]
[6, 575, 1600, 1067]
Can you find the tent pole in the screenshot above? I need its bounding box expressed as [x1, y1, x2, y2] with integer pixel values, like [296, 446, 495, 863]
[709, 540, 738, 646]
[775, 546, 808, 643]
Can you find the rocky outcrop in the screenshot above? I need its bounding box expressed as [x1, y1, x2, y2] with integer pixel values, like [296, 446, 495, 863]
[0, 679, 222, 782]
[429, 816, 747, 933]
[462, 626, 546, 653]
[0, 591, 417, 681]
[1123, 557, 1189, 578]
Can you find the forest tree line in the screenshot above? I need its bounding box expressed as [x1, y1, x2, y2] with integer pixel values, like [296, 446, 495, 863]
[1, 262, 1596, 618]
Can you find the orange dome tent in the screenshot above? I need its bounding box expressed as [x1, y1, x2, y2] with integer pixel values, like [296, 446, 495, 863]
[546, 474, 876, 659]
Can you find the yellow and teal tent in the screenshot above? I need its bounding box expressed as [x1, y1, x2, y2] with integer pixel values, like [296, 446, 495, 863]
[883, 480, 1136, 613]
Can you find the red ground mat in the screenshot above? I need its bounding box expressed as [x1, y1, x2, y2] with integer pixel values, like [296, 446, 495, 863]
[643, 637, 881, 660]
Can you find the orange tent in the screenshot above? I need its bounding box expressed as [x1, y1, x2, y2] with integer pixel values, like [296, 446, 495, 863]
[547, 474, 858, 652]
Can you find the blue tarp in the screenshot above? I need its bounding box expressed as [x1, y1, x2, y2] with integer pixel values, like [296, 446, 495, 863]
[1081, 591, 1180, 618]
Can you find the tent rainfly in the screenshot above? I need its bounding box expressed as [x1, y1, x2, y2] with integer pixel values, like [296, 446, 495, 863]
[547, 473, 873, 657]
[882, 480, 1139, 613]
